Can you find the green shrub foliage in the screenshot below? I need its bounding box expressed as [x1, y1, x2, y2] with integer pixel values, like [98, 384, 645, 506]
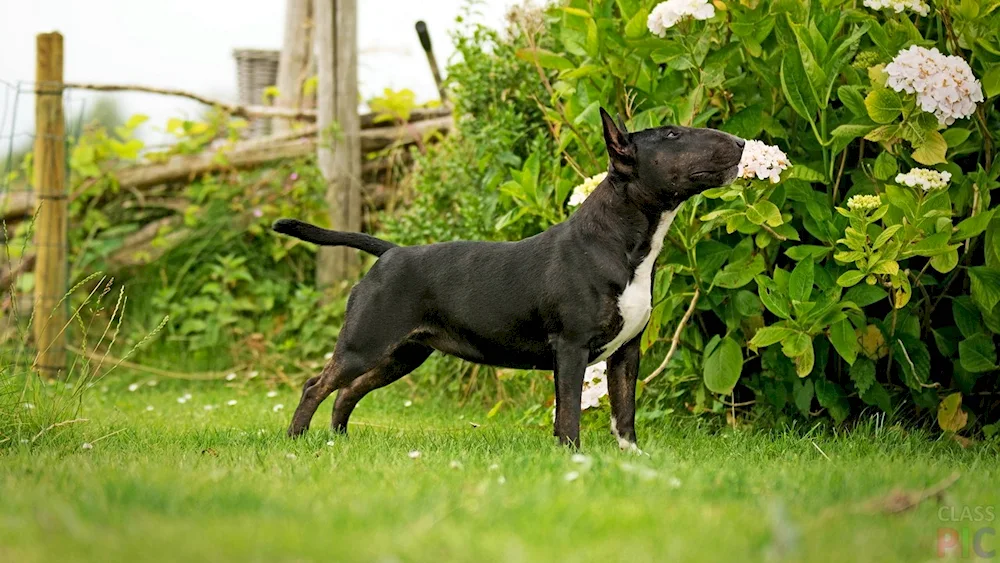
[394, 0, 1000, 432]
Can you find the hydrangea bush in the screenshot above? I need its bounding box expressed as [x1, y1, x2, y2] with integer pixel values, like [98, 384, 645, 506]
[401, 0, 1000, 432]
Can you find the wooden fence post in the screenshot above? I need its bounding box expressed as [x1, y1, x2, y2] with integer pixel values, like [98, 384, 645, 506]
[33, 32, 68, 376]
[314, 0, 361, 287]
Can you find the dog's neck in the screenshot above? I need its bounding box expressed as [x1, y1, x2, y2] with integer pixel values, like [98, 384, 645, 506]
[569, 175, 681, 270]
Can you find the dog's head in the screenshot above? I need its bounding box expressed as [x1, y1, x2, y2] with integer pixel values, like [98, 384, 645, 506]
[599, 107, 744, 204]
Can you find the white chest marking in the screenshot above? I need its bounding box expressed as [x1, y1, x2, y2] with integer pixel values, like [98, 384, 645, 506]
[593, 208, 678, 363]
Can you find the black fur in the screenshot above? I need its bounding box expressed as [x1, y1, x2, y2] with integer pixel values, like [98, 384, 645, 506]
[277, 107, 744, 449]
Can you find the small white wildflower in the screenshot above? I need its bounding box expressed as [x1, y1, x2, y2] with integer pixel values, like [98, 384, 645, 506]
[884, 46, 984, 125]
[668, 477, 683, 488]
[408, 450, 422, 459]
[324, 352, 334, 360]
[183, 393, 192, 400]
[227, 400, 238, 406]
[564, 471, 581, 482]
[895, 168, 951, 192]
[738, 140, 790, 183]
[571, 453, 592, 465]
[862, 0, 929, 15]
[128, 383, 140, 392]
[489, 463, 500, 471]
[146, 380, 158, 387]
[449, 460, 463, 469]
[286, 453, 297, 459]
[404, 400, 413, 407]
[177, 397, 188, 404]
[225, 373, 237, 381]
[620, 462, 659, 481]
[567, 171, 607, 207]
[145, 405, 154, 412]
[327, 440, 336, 446]
[81, 442, 93, 450]
[22, 402, 34, 410]
[203, 405, 214, 411]
[647, 0, 715, 36]
[847, 194, 883, 211]
[248, 371, 259, 379]
[272, 404, 285, 412]
[497, 476, 507, 485]
[266, 390, 279, 398]
[20, 439, 29, 444]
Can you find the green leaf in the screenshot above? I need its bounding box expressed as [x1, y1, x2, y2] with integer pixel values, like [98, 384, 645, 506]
[864, 89, 903, 124]
[788, 257, 814, 302]
[757, 276, 791, 319]
[831, 123, 877, 142]
[814, 378, 849, 423]
[714, 254, 766, 289]
[937, 392, 968, 432]
[794, 346, 815, 377]
[911, 130, 948, 165]
[780, 52, 814, 121]
[942, 128, 972, 147]
[860, 381, 892, 413]
[982, 65, 1000, 98]
[836, 270, 866, 287]
[786, 245, 831, 261]
[909, 232, 958, 257]
[930, 249, 959, 273]
[953, 296, 984, 339]
[785, 165, 824, 182]
[794, 379, 814, 415]
[720, 105, 764, 139]
[487, 400, 504, 418]
[849, 357, 876, 393]
[624, 7, 651, 39]
[703, 336, 744, 395]
[781, 332, 812, 357]
[873, 153, 898, 181]
[838, 85, 867, 117]
[746, 200, 783, 227]
[969, 267, 1000, 312]
[844, 284, 887, 307]
[952, 209, 996, 242]
[734, 290, 762, 317]
[872, 224, 902, 250]
[514, 48, 575, 70]
[829, 319, 858, 365]
[750, 326, 797, 348]
[959, 333, 997, 372]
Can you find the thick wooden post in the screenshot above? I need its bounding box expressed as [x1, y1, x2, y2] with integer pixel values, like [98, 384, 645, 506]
[275, 0, 312, 135]
[33, 32, 68, 376]
[314, 0, 361, 287]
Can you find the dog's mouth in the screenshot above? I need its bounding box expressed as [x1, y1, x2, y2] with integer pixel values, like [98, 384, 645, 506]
[689, 159, 741, 182]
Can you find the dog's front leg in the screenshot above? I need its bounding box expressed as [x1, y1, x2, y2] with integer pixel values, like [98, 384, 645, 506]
[552, 339, 589, 448]
[607, 336, 641, 452]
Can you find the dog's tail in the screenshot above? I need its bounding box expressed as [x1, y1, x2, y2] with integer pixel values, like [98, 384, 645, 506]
[272, 219, 398, 257]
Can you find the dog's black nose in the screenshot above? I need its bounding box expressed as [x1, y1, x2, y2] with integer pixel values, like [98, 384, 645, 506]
[735, 137, 746, 149]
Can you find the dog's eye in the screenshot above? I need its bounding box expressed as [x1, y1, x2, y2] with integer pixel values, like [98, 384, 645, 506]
[665, 130, 680, 139]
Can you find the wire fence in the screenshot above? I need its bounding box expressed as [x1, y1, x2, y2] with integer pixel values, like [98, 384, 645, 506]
[0, 77, 87, 351]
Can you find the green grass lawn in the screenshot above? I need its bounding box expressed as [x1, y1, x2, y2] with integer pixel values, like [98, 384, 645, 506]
[2, 377, 997, 562]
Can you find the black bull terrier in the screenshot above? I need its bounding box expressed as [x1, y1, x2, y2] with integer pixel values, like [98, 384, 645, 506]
[274, 108, 744, 449]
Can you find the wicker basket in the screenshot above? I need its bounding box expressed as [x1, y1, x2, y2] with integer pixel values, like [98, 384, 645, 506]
[233, 49, 280, 137]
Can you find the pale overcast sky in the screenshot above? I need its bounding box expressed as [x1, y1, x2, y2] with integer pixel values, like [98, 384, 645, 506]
[0, 0, 516, 150]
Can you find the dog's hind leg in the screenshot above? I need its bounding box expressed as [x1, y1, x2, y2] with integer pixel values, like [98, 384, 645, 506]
[552, 337, 590, 448]
[606, 336, 641, 452]
[331, 342, 432, 434]
[287, 350, 368, 437]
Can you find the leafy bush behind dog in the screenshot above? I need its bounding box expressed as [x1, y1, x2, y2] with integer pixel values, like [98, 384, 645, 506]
[393, 0, 1000, 434]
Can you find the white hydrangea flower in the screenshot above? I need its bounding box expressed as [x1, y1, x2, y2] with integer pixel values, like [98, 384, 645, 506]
[884, 46, 984, 126]
[568, 172, 607, 207]
[737, 140, 790, 183]
[581, 361, 609, 410]
[847, 194, 883, 211]
[862, 0, 930, 16]
[895, 168, 951, 192]
[647, 0, 715, 36]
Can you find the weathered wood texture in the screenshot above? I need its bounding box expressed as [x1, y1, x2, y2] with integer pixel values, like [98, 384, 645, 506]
[314, 0, 361, 286]
[33, 32, 68, 375]
[274, 0, 314, 135]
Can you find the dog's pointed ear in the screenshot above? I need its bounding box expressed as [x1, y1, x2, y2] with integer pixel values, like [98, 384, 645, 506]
[615, 113, 629, 134]
[600, 107, 635, 173]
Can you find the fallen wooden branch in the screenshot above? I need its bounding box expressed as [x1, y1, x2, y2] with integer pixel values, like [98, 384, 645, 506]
[1, 191, 34, 221]
[116, 116, 451, 191]
[107, 217, 188, 267]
